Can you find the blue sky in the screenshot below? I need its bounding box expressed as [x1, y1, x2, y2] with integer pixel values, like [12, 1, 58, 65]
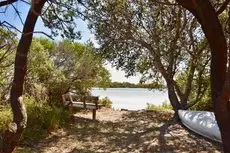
[0, 1, 141, 83]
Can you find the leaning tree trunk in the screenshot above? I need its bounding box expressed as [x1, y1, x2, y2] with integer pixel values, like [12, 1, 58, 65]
[1, 1, 46, 153]
[177, 0, 230, 152]
[165, 78, 181, 118]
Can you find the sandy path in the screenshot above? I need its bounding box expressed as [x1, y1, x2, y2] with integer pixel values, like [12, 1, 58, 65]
[15, 108, 223, 153]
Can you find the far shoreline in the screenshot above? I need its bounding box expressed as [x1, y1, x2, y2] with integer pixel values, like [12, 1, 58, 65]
[94, 81, 165, 89]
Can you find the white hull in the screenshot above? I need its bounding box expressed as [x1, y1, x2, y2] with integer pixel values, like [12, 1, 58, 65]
[178, 110, 222, 143]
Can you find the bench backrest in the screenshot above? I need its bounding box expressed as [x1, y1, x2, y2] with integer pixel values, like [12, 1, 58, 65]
[62, 93, 99, 108]
[71, 95, 83, 101]
[85, 96, 99, 107]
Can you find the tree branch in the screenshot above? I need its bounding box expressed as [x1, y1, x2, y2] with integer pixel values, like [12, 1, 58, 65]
[1, 21, 53, 39]
[11, 3, 24, 25]
[216, 0, 230, 15]
[0, 0, 17, 7]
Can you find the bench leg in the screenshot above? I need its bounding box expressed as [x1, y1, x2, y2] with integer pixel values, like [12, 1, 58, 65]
[92, 109, 96, 120]
[69, 106, 73, 115]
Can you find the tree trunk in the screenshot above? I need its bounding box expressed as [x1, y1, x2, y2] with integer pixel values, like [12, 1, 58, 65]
[166, 78, 181, 117]
[1, 1, 46, 153]
[177, 0, 230, 152]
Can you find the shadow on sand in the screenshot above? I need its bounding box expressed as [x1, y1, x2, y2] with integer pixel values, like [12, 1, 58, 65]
[16, 110, 223, 153]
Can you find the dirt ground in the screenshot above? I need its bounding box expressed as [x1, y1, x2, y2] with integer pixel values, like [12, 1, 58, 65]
[15, 108, 223, 153]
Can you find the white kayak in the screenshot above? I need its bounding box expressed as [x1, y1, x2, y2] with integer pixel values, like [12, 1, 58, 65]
[178, 110, 222, 143]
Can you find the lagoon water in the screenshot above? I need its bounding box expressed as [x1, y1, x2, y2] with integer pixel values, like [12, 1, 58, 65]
[91, 88, 169, 110]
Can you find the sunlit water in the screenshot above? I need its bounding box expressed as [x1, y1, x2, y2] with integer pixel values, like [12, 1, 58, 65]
[91, 88, 169, 110]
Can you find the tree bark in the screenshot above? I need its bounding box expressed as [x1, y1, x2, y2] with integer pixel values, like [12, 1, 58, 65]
[1, 1, 46, 153]
[177, 0, 230, 152]
[166, 78, 181, 117]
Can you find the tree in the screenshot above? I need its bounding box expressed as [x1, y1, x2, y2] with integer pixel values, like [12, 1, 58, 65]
[1, 1, 47, 152]
[25, 38, 55, 102]
[0, 0, 84, 152]
[175, 0, 230, 152]
[49, 41, 111, 94]
[86, 0, 210, 116]
[25, 38, 110, 103]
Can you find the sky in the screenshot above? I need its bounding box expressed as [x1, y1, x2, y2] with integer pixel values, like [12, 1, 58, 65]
[0, 1, 141, 83]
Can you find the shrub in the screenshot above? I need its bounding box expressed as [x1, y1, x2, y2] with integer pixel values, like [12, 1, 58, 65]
[0, 106, 12, 134]
[23, 96, 70, 141]
[146, 102, 172, 111]
[161, 102, 173, 110]
[0, 96, 71, 141]
[189, 87, 213, 111]
[190, 99, 213, 111]
[99, 97, 112, 108]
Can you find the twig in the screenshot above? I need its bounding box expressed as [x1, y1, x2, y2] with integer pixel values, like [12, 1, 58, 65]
[11, 3, 24, 26]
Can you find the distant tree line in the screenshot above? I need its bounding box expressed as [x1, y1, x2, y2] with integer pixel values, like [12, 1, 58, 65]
[104, 81, 165, 89]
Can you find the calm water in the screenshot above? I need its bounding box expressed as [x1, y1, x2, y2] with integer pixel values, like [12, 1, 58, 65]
[91, 88, 169, 110]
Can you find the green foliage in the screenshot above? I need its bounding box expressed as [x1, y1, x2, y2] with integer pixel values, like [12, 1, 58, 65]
[26, 38, 111, 105]
[146, 102, 172, 111]
[0, 29, 17, 103]
[47, 41, 110, 102]
[86, 0, 210, 111]
[190, 86, 212, 111]
[0, 107, 12, 134]
[191, 99, 212, 111]
[99, 97, 112, 108]
[178, 69, 212, 111]
[27, 39, 54, 83]
[41, 1, 83, 40]
[0, 36, 111, 142]
[23, 96, 70, 141]
[107, 81, 165, 89]
[0, 96, 71, 141]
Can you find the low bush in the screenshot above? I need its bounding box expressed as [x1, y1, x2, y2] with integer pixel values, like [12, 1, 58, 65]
[146, 102, 172, 111]
[23, 96, 70, 141]
[190, 99, 213, 111]
[99, 97, 112, 108]
[0, 106, 12, 134]
[0, 96, 70, 142]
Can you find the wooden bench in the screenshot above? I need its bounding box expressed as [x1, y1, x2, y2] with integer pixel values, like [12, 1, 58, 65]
[62, 93, 100, 120]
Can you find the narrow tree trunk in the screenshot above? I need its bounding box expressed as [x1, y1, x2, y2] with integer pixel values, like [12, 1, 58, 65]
[177, 0, 230, 152]
[1, 1, 46, 153]
[166, 79, 181, 117]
